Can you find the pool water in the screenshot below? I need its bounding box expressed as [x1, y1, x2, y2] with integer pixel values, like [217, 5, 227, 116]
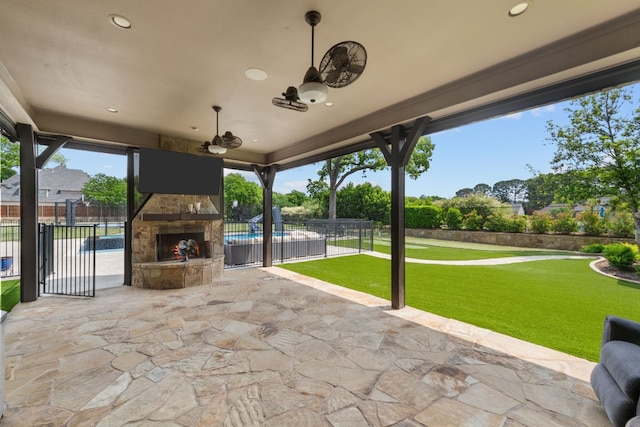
[225, 232, 288, 242]
[83, 234, 125, 251]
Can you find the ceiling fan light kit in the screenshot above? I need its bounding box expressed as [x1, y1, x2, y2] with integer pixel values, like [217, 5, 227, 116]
[299, 66, 328, 104]
[201, 105, 242, 155]
[297, 11, 329, 104]
[206, 144, 226, 155]
[273, 10, 366, 112]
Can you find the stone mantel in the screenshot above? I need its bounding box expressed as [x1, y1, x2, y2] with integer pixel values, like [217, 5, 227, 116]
[140, 213, 222, 221]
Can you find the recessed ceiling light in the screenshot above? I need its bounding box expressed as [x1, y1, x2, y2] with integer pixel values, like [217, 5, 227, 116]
[191, 126, 199, 131]
[107, 107, 118, 113]
[245, 68, 268, 81]
[508, 1, 531, 17]
[109, 14, 132, 29]
[324, 102, 334, 107]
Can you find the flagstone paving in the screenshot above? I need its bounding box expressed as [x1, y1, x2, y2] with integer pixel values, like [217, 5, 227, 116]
[3, 266, 609, 426]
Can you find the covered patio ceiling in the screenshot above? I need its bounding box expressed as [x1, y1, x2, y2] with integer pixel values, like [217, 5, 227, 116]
[1, 1, 640, 169]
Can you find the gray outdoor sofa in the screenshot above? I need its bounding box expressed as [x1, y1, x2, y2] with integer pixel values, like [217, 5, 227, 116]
[591, 315, 640, 427]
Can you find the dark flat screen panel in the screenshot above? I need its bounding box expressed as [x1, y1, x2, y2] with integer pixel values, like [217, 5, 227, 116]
[138, 148, 222, 195]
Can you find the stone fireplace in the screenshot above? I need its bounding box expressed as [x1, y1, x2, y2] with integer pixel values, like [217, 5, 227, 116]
[156, 230, 205, 261]
[131, 193, 224, 289]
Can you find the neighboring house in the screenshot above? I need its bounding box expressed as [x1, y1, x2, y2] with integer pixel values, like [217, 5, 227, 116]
[537, 198, 611, 218]
[510, 203, 525, 216]
[536, 203, 570, 215]
[1, 165, 90, 217]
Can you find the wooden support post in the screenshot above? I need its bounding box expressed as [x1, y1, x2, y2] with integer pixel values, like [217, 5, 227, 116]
[17, 124, 39, 302]
[370, 117, 431, 309]
[253, 165, 278, 267]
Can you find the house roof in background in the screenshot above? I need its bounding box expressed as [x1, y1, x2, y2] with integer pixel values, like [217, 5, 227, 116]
[1, 165, 89, 203]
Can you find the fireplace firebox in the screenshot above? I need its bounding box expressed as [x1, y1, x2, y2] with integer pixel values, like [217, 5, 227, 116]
[157, 232, 205, 261]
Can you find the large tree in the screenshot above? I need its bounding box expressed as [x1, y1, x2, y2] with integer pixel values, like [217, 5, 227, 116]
[336, 182, 391, 225]
[82, 173, 127, 206]
[312, 136, 435, 219]
[455, 188, 473, 198]
[523, 173, 556, 213]
[272, 190, 308, 208]
[473, 183, 492, 195]
[546, 87, 640, 241]
[1, 135, 68, 180]
[223, 173, 262, 216]
[492, 179, 526, 203]
[1, 135, 20, 181]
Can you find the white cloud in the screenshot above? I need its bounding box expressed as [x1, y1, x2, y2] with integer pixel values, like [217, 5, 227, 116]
[275, 180, 308, 194]
[503, 112, 523, 120]
[530, 105, 555, 117]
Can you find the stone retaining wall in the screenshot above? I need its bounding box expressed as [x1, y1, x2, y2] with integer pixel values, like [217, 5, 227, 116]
[406, 229, 636, 251]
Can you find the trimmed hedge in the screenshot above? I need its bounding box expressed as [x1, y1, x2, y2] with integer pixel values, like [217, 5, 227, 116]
[405, 205, 442, 229]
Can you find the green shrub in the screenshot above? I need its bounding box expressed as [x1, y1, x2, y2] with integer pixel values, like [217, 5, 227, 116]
[435, 194, 507, 222]
[506, 216, 527, 233]
[577, 209, 605, 236]
[485, 214, 509, 232]
[551, 210, 579, 234]
[581, 243, 605, 253]
[405, 205, 442, 229]
[444, 207, 463, 230]
[484, 214, 527, 233]
[530, 213, 552, 234]
[603, 243, 640, 269]
[606, 211, 635, 238]
[463, 210, 484, 231]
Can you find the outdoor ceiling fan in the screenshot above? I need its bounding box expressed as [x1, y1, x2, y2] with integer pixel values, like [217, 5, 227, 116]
[201, 106, 242, 155]
[272, 11, 367, 112]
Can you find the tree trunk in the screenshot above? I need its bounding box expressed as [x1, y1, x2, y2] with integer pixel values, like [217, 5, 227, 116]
[634, 212, 640, 244]
[328, 181, 337, 220]
[328, 160, 338, 220]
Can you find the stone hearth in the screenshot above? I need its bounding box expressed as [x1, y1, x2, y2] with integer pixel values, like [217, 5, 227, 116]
[132, 193, 224, 289]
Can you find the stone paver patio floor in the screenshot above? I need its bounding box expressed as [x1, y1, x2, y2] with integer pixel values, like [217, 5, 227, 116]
[3, 266, 609, 426]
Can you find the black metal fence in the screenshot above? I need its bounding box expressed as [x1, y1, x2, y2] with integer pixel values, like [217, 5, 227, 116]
[39, 224, 96, 297]
[1, 219, 124, 284]
[1, 219, 20, 278]
[223, 218, 374, 267]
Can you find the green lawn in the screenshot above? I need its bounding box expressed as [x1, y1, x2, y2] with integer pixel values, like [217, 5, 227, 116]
[374, 239, 573, 260]
[279, 254, 640, 361]
[1, 279, 20, 312]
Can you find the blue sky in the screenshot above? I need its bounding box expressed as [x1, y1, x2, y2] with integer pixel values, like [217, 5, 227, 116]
[56, 82, 637, 199]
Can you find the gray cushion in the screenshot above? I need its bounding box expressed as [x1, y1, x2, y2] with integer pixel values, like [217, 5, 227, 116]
[591, 363, 637, 427]
[601, 341, 640, 398]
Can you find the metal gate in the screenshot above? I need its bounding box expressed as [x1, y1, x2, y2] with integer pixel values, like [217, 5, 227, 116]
[39, 224, 96, 297]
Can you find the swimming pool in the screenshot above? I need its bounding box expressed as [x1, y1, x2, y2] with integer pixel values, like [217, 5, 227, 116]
[83, 234, 125, 251]
[225, 232, 288, 243]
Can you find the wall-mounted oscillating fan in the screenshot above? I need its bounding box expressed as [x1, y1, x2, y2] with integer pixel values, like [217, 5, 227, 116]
[219, 130, 242, 149]
[272, 86, 309, 112]
[319, 41, 367, 88]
